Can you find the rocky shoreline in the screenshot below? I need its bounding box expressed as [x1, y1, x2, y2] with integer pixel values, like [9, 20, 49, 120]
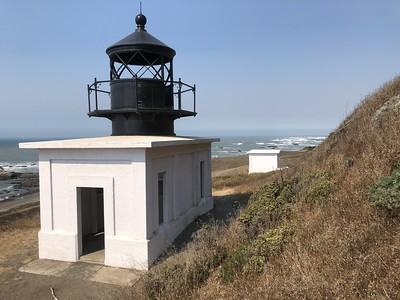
[0, 166, 18, 180]
[0, 167, 39, 201]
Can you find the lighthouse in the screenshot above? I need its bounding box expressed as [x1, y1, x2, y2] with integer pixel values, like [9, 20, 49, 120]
[88, 12, 196, 136]
[20, 13, 218, 270]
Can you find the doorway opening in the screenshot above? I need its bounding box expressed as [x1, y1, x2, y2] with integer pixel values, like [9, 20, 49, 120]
[77, 187, 105, 263]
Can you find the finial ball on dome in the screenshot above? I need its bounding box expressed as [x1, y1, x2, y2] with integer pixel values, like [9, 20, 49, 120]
[135, 14, 147, 28]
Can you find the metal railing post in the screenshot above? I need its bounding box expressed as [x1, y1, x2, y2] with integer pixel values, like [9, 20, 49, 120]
[178, 78, 182, 110]
[87, 84, 91, 113]
[94, 77, 98, 110]
[193, 84, 196, 114]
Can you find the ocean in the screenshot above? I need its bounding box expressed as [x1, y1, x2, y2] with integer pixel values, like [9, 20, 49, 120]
[0, 135, 326, 201]
[211, 135, 325, 158]
[0, 139, 39, 173]
[0, 135, 326, 173]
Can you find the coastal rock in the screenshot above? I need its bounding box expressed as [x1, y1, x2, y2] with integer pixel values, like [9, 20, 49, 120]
[0, 167, 8, 179]
[373, 95, 400, 127]
[0, 171, 39, 201]
[0, 168, 21, 180]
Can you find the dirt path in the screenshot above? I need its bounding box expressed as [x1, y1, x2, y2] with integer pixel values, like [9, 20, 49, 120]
[212, 165, 247, 177]
[0, 211, 125, 300]
[0, 192, 39, 215]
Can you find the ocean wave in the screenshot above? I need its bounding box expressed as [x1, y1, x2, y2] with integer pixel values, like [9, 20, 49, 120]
[272, 138, 307, 143]
[270, 136, 326, 146]
[214, 150, 243, 154]
[212, 136, 326, 157]
[0, 161, 38, 173]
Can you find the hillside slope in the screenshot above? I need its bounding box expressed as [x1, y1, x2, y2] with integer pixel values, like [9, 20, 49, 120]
[133, 76, 400, 300]
[202, 76, 400, 299]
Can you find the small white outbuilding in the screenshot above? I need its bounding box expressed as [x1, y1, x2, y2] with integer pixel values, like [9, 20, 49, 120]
[19, 136, 217, 270]
[248, 149, 281, 174]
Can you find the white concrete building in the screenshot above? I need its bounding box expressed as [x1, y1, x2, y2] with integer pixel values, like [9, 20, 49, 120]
[248, 149, 280, 174]
[18, 12, 221, 270]
[20, 136, 217, 270]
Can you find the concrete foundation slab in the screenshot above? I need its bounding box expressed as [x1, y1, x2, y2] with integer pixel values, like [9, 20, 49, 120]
[19, 259, 72, 276]
[90, 266, 141, 286]
[19, 259, 142, 286]
[62, 262, 103, 280]
[79, 249, 105, 264]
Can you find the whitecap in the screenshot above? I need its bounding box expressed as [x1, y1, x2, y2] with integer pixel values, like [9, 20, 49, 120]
[0, 161, 38, 173]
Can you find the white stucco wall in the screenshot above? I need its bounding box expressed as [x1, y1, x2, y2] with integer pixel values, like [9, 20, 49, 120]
[37, 148, 149, 269]
[145, 144, 213, 263]
[21, 137, 216, 270]
[248, 150, 280, 174]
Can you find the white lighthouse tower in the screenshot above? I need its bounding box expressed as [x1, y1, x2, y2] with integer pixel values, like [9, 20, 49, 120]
[20, 13, 218, 270]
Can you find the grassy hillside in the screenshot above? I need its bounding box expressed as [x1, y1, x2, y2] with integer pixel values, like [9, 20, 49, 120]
[132, 76, 400, 299]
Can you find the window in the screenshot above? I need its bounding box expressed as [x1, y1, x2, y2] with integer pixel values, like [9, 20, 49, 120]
[200, 161, 205, 198]
[158, 172, 165, 225]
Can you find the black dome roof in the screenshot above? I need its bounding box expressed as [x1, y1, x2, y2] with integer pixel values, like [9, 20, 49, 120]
[106, 14, 176, 65]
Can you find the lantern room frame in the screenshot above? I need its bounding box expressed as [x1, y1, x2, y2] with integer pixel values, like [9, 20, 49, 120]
[86, 12, 197, 135]
[109, 51, 173, 82]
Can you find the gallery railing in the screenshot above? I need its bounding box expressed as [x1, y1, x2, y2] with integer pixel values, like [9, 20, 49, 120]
[87, 78, 196, 115]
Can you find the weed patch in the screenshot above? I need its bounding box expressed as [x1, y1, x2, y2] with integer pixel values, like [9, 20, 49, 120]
[239, 180, 296, 228]
[369, 167, 400, 213]
[220, 224, 293, 282]
[302, 171, 334, 204]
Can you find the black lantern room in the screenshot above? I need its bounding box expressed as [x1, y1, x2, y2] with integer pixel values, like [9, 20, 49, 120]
[87, 13, 196, 136]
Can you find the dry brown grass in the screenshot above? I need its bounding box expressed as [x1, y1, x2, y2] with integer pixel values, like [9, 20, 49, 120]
[0, 208, 39, 278]
[129, 218, 247, 300]
[132, 76, 400, 299]
[212, 155, 248, 172]
[193, 76, 400, 299]
[213, 172, 277, 193]
[212, 151, 308, 194]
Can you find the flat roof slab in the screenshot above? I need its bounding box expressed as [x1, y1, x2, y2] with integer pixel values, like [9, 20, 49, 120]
[19, 136, 219, 149]
[247, 149, 281, 154]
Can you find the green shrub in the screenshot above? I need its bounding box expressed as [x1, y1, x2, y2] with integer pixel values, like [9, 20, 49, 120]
[142, 244, 228, 300]
[239, 180, 296, 227]
[369, 168, 400, 211]
[220, 224, 293, 282]
[219, 244, 249, 283]
[139, 180, 298, 297]
[251, 225, 293, 257]
[303, 171, 334, 204]
[307, 180, 334, 203]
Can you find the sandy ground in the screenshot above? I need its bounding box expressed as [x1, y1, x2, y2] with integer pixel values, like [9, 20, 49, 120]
[0, 209, 126, 300]
[0, 192, 39, 216]
[0, 150, 307, 299]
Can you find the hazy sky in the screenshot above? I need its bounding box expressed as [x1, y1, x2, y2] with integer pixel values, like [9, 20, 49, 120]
[1, 0, 399, 138]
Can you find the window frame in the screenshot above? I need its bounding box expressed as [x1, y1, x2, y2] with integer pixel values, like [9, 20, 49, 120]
[157, 172, 166, 225]
[200, 161, 205, 199]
